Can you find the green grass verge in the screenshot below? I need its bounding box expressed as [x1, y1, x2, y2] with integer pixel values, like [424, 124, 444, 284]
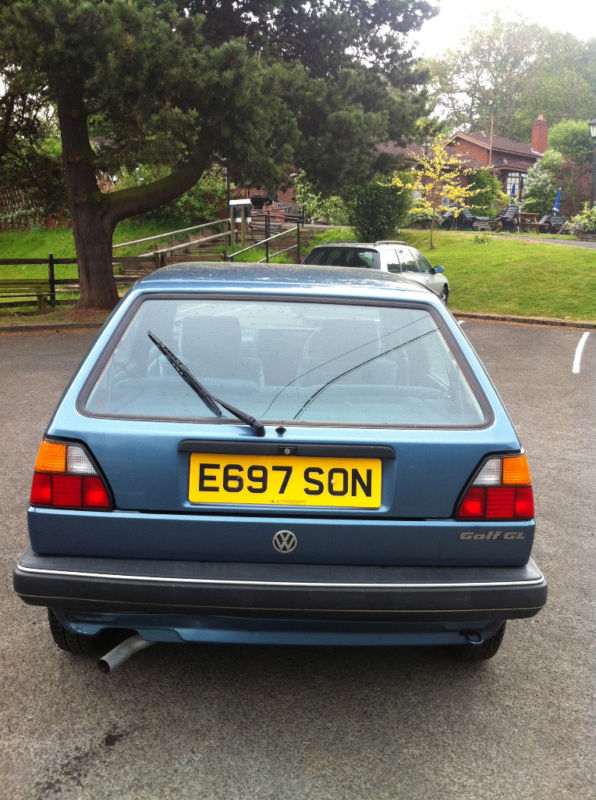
[0, 219, 187, 279]
[399, 229, 596, 322]
[1, 224, 594, 322]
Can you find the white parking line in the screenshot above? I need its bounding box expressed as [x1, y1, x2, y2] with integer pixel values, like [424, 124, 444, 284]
[572, 332, 590, 374]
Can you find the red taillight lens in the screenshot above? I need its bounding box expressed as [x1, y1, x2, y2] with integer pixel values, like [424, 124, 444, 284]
[30, 440, 112, 510]
[514, 486, 534, 518]
[82, 476, 111, 508]
[30, 472, 52, 505]
[52, 475, 83, 506]
[456, 455, 534, 521]
[458, 487, 485, 518]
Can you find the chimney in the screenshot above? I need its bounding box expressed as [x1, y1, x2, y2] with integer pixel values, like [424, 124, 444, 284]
[531, 115, 548, 154]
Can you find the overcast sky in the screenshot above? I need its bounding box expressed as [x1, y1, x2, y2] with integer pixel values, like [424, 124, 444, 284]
[412, 0, 596, 57]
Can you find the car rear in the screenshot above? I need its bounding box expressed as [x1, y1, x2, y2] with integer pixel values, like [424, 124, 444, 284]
[14, 264, 546, 660]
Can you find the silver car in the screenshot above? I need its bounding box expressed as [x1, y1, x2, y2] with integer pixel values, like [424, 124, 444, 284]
[303, 241, 450, 303]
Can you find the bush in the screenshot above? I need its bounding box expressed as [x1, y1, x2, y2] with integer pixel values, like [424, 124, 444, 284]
[467, 170, 502, 216]
[407, 201, 441, 229]
[347, 175, 412, 241]
[571, 203, 596, 234]
[294, 171, 349, 225]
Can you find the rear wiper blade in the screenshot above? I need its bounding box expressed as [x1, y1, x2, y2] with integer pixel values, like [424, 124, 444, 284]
[148, 331, 265, 437]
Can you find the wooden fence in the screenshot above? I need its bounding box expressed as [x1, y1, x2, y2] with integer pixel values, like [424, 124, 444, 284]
[0, 254, 156, 310]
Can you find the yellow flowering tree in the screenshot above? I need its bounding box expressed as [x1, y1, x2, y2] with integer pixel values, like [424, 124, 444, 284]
[393, 136, 487, 248]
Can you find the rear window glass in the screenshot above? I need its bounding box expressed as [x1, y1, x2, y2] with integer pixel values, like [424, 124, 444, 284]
[304, 248, 376, 268]
[83, 297, 487, 427]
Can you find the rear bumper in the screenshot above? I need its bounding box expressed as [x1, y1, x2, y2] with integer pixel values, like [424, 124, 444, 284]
[14, 546, 547, 624]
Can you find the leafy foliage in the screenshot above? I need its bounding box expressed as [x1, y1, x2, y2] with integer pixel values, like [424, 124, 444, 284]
[118, 164, 230, 225]
[467, 170, 503, 217]
[294, 171, 349, 225]
[395, 137, 486, 246]
[548, 120, 594, 166]
[0, 0, 436, 308]
[522, 150, 591, 216]
[428, 15, 596, 142]
[571, 203, 596, 234]
[347, 175, 412, 241]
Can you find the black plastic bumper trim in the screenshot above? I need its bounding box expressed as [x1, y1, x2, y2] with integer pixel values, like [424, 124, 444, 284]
[14, 548, 547, 621]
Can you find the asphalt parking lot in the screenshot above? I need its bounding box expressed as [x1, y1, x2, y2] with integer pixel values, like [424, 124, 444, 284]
[1, 320, 594, 800]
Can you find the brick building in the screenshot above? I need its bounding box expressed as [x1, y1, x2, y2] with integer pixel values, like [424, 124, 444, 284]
[448, 116, 548, 198]
[380, 116, 549, 200]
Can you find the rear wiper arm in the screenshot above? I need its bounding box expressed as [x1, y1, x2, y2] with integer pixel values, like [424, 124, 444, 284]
[148, 331, 265, 437]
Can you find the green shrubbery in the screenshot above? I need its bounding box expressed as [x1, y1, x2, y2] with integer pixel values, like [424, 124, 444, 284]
[571, 203, 596, 234]
[467, 170, 504, 216]
[294, 171, 349, 225]
[406, 201, 441, 229]
[347, 174, 412, 241]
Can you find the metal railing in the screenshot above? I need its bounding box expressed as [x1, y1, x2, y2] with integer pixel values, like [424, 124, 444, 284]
[228, 225, 301, 263]
[112, 218, 230, 253]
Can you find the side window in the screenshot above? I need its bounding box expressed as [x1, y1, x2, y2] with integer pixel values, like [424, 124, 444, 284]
[385, 249, 401, 274]
[396, 246, 419, 273]
[413, 249, 433, 273]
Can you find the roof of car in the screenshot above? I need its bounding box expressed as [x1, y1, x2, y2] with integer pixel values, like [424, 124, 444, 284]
[309, 241, 407, 249]
[133, 261, 432, 301]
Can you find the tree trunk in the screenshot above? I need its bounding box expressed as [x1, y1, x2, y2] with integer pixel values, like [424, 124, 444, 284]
[57, 86, 212, 310]
[57, 87, 119, 309]
[72, 204, 119, 309]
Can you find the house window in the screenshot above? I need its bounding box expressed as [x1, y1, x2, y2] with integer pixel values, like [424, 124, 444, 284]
[505, 172, 525, 199]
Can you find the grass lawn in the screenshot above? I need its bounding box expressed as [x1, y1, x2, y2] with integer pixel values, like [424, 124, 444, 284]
[1, 224, 594, 323]
[0, 219, 187, 279]
[400, 229, 596, 323]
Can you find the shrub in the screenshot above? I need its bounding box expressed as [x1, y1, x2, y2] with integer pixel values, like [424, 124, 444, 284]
[347, 175, 412, 241]
[571, 203, 596, 234]
[294, 170, 349, 225]
[467, 170, 503, 216]
[407, 200, 441, 229]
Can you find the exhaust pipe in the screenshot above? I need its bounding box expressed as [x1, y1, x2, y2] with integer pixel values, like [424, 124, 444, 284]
[462, 629, 485, 646]
[98, 634, 153, 673]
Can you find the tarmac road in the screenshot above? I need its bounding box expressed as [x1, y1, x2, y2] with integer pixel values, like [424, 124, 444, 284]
[0, 321, 594, 800]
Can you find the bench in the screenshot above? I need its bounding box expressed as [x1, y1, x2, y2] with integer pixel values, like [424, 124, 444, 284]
[0, 279, 53, 311]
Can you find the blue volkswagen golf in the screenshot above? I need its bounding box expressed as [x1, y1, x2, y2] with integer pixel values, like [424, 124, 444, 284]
[14, 264, 546, 670]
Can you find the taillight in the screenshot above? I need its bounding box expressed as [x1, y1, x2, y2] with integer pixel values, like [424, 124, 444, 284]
[456, 454, 534, 521]
[30, 439, 112, 510]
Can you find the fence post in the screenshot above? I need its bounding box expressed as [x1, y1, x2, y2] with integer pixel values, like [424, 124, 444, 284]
[265, 212, 270, 263]
[296, 223, 301, 264]
[48, 253, 56, 305]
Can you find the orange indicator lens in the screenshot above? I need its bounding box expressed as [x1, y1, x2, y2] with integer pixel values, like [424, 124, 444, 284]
[502, 454, 531, 486]
[34, 440, 67, 473]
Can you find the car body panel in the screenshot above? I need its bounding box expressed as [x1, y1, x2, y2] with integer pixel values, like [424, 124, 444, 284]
[302, 243, 449, 299]
[14, 264, 545, 651]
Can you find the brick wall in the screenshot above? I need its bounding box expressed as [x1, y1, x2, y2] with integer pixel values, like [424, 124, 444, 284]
[450, 138, 490, 165]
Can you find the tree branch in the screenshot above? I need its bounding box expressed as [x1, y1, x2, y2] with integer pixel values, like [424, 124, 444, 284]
[106, 149, 213, 224]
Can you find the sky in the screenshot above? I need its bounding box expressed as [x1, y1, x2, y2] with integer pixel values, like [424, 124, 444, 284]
[412, 0, 596, 57]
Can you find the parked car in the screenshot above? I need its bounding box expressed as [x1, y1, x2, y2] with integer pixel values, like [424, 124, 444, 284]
[302, 241, 450, 303]
[14, 263, 546, 670]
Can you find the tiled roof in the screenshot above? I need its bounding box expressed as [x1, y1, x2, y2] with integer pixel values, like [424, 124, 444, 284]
[450, 131, 540, 157]
[378, 141, 485, 169]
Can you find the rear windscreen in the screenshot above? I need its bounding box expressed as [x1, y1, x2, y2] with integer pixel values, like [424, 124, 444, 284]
[83, 296, 488, 427]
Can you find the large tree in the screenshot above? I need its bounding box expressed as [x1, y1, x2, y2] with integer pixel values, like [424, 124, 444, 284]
[548, 120, 594, 166]
[0, 0, 435, 308]
[428, 15, 596, 143]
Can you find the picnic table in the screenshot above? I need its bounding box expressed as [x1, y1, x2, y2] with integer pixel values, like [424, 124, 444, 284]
[519, 212, 540, 233]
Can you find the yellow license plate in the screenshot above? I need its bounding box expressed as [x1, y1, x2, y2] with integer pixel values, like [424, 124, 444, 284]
[188, 453, 382, 508]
